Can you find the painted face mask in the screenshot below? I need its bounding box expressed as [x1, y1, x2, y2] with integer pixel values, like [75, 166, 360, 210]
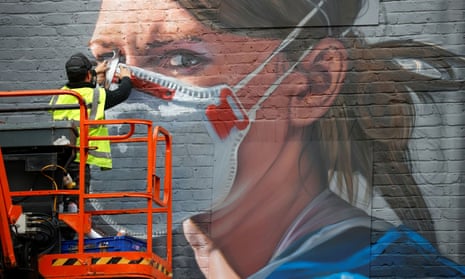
[90, 0, 327, 236]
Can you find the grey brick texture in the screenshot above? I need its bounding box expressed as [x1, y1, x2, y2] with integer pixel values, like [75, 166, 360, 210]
[0, 0, 464, 278]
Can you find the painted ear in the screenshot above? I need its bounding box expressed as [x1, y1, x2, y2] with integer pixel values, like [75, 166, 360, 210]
[289, 38, 348, 127]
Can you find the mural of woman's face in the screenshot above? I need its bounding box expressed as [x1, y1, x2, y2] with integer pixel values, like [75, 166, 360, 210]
[89, 0, 293, 231]
[90, 0, 316, 203]
[90, 1, 347, 275]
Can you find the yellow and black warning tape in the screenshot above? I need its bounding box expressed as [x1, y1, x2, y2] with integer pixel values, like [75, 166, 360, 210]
[51, 256, 172, 277]
[52, 258, 81, 266]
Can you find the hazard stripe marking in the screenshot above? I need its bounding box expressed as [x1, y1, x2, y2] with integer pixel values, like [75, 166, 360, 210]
[52, 258, 81, 266]
[51, 256, 172, 276]
[109, 257, 122, 264]
[118, 257, 131, 264]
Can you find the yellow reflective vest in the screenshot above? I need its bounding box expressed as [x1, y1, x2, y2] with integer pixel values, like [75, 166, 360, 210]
[51, 86, 112, 169]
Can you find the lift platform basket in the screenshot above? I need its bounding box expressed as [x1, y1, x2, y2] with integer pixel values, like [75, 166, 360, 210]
[61, 236, 147, 253]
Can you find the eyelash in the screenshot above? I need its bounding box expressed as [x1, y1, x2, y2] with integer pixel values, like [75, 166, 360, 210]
[158, 50, 209, 74]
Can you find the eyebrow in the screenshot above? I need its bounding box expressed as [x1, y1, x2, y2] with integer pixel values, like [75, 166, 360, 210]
[146, 40, 172, 49]
[146, 36, 203, 49]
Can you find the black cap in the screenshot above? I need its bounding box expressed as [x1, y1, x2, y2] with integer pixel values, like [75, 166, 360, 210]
[65, 53, 97, 82]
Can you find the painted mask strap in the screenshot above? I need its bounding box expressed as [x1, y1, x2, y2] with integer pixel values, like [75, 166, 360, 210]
[232, 0, 329, 122]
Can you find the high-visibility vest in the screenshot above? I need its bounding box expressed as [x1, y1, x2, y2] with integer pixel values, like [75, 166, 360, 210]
[50, 86, 112, 169]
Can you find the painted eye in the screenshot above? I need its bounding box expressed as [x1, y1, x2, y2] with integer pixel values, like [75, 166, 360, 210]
[169, 53, 201, 67]
[158, 49, 210, 75]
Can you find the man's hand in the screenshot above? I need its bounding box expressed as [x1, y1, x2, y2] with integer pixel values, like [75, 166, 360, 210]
[117, 65, 132, 79]
[183, 218, 240, 279]
[95, 60, 108, 86]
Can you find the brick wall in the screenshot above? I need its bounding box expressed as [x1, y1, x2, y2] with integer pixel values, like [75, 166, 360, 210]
[1, 0, 464, 278]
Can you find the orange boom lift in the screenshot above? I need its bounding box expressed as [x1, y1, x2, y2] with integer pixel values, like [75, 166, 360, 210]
[0, 90, 172, 278]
